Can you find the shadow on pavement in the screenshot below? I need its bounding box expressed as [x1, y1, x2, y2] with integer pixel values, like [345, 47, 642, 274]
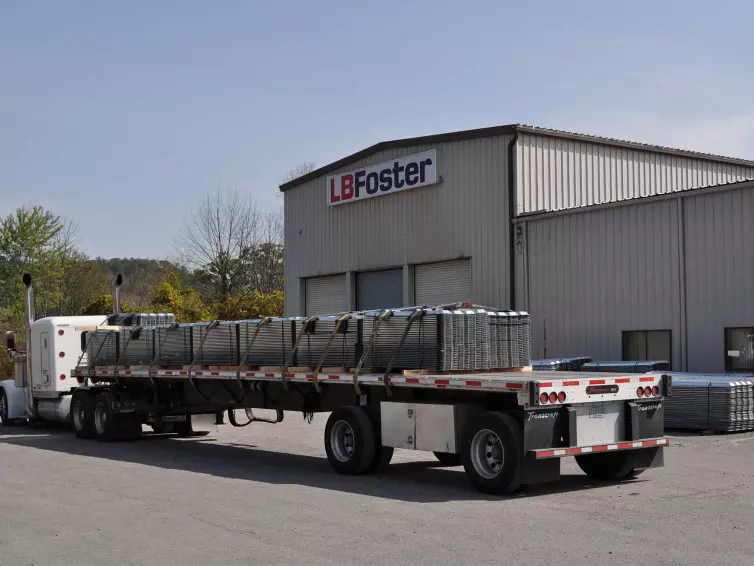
[0, 424, 642, 503]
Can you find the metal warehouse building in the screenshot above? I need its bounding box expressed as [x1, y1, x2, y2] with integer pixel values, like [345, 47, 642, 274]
[280, 124, 754, 373]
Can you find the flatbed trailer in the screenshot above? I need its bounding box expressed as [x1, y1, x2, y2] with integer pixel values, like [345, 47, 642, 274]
[2, 273, 671, 495]
[69, 364, 670, 494]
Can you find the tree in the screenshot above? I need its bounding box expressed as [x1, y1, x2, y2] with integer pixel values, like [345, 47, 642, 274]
[228, 290, 284, 320]
[174, 188, 283, 319]
[0, 345, 12, 380]
[280, 162, 316, 185]
[151, 269, 212, 323]
[81, 294, 135, 316]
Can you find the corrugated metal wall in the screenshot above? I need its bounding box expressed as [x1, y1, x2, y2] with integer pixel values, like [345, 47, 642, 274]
[516, 133, 754, 214]
[518, 181, 754, 373]
[284, 135, 513, 315]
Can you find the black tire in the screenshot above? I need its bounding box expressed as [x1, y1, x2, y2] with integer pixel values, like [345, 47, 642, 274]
[324, 406, 377, 475]
[575, 451, 643, 481]
[93, 392, 120, 442]
[363, 408, 393, 473]
[461, 411, 524, 495]
[0, 390, 11, 426]
[434, 451, 462, 466]
[72, 390, 96, 439]
[174, 416, 193, 437]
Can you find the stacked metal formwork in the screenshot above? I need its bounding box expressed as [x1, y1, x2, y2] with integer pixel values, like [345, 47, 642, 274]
[659, 372, 754, 432]
[84, 306, 533, 372]
[582, 360, 670, 373]
[532, 357, 592, 371]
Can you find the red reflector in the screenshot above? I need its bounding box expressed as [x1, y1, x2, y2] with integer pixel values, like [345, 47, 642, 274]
[435, 379, 449, 386]
[558, 391, 566, 403]
[615, 378, 631, 384]
[637, 387, 644, 397]
[58, 329, 64, 336]
[562, 380, 579, 386]
[589, 379, 606, 385]
[644, 386, 652, 397]
[405, 377, 420, 384]
[58, 352, 65, 358]
[549, 392, 558, 404]
[539, 382, 553, 387]
[652, 386, 660, 396]
[505, 382, 524, 389]
[540, 392, 549, 404]
[640, 376, 655, 382]
[59, 374, 65, 380]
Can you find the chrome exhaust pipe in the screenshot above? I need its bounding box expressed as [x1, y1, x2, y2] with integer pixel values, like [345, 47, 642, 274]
[22, 273, 36, 418]
[112, 273, 123, 315]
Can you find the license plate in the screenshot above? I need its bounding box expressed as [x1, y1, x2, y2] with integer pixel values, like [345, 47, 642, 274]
[589, 405, 606, 418]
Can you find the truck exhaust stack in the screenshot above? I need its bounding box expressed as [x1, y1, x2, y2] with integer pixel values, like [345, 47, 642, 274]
[112, 273, 123, 315]
[22, 273, 34, 327]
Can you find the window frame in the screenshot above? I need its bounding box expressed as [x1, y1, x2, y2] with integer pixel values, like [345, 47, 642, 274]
[621, 329, 672, 367]
[724, 326, 754, 372]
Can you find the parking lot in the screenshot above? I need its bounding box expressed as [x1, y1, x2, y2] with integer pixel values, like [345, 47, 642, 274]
[0, 416, 752, 566]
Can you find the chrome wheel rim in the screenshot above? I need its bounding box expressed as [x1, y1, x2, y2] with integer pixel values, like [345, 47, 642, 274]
[470, 428, 505, 479]
[94, 403, 107, 435]
[330, 420, 355, 462]
[73, 400, 86, 431]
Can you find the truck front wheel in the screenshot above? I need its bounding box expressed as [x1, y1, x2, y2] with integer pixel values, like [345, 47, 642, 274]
[462, 411, 524, 495]
[575, 451, 644, 481]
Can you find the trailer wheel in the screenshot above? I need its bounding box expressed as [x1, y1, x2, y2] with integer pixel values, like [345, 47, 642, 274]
[575, 451, 642, 481]
[462, 411, 523, 495]
[324, 406, 376, 475]
[93, 392, 125, 442]
[433, 452, 462, 466]
[72, 390, 96, 439]
[364, 407, 393, 472]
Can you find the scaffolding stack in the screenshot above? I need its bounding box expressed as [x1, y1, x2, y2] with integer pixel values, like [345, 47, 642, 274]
[82, 306, 532, 373]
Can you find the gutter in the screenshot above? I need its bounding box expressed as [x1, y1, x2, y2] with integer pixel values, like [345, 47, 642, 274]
[507, 129, 519, 309]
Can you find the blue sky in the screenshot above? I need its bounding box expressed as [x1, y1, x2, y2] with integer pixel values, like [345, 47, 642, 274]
[2, 0, 753, 258]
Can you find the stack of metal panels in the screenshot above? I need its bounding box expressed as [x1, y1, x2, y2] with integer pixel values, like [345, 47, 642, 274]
[108, 313, 176, 327]
[295, 315, 363, 368]
[362, 310, 442, 370]
[658, 372, 754, 432]
[237, 317, 306, 367]
[191, 321, 240, 366]
[582, 360, 670, 373]
[85, 329, 120, 366]
[153, 324, 193, 367]
[532, 357, 592, 371]
[118, 327, 155, 366]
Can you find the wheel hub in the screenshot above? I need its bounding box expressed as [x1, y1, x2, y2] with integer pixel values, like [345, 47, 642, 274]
[470, 428, 505, 479]
[330, 420, 355, 462]
[94, 404, 107, 435]
[73, 400, 86, 431]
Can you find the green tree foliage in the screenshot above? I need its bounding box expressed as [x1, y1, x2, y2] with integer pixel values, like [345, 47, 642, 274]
[151, 269, 212, 322]
[228, 290, 284, 320]
[0, 345, 12, 380]
[80, 294, 135, 316]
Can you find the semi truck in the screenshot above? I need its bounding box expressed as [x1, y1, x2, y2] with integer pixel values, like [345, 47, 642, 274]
[0, 274, 670, 494]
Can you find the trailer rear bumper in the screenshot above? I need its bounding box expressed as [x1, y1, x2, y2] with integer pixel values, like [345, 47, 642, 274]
[530, 437, 669, 459]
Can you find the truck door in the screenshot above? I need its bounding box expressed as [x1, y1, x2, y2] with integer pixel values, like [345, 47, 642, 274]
[39, 332, 51, 385]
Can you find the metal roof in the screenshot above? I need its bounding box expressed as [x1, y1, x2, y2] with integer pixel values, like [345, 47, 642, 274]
[279, 123, 754, 191]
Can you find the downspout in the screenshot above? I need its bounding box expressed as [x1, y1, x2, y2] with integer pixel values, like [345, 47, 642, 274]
[507, 129, 519, 309]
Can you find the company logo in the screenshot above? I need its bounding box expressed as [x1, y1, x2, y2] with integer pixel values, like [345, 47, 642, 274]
[327, 150, 437, 206]
[528, 411, 559, 420]
[638, 403, 662, 412]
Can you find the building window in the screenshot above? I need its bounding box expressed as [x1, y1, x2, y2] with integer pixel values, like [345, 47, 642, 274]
[622, 330, 671, 365]
[725, 327, 754, 372]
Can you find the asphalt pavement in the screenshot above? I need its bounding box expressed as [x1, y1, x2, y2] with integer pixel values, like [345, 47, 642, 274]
[0, 415, 752, 566]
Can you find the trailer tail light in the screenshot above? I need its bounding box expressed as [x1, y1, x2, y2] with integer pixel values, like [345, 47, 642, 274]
[549, 392, 558, 404]
[652, 386, 660, 397]
[557, 391, 566, 403]
[644, 386, 652, 397]
[540, 392, 549, 404]
[58, 352, 65, 358]
[637, 386, 644, 397]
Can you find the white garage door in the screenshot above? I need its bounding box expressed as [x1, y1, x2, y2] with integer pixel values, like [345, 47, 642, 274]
[305, 274, 348, 316]
[356, 268, 404, 311]
[414, 259, 472, 306]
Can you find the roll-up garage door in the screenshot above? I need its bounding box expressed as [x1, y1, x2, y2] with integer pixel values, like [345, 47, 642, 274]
[305, 274, 348, 316]
[356, 268, 404, 310]
[414, 259, 471, 306]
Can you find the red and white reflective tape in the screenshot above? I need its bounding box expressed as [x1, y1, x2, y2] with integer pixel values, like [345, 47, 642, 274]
[532, 437, 669, 459]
